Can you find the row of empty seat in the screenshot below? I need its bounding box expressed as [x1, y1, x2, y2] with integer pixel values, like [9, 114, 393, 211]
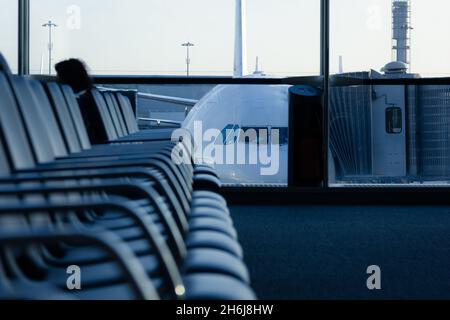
[0, 53, 255, 300]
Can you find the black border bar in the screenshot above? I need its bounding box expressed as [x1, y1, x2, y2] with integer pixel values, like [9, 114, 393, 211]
[222, 187, 450, 205]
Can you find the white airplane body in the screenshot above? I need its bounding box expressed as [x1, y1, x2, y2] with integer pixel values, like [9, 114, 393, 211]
[183, 84, 289, 185]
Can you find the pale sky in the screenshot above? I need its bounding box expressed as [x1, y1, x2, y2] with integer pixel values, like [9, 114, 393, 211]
[1, 0, 450, 77]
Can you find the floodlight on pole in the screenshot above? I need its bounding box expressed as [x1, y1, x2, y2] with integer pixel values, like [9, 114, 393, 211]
[181, 42, 195, 77]
[42, 20, 58, 75]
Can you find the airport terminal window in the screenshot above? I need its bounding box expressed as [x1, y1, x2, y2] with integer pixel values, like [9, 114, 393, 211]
[29, 0, 320, 77]
[329, 0, 450, 186]
[386, 107, 402, 134]
[0, 0, 18, 73]
[26, 0, 321, 186]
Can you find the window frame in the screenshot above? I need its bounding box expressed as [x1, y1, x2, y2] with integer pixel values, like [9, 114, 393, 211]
[18, 0, 30, 75]
[385, 106, 403, 134]
[21, 1, 450, 197]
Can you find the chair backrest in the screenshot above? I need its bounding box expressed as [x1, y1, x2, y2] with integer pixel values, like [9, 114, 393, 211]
[28, 79, 69, 158]
[86, 89, 119, 142]
[10, 75, 55, 164]
[110, 93, 129, 135]
[103, 92, 125, 137]
[45, 82, 83, 154]
[60, 84, 92, 150]
[0, 130, 12, 177]
[0, 54, 12, 74]
[116, 93, 139, 134]
[0, 72, 37, 170]
[0, 55, 38, 170]
[0, 97, 35, 229]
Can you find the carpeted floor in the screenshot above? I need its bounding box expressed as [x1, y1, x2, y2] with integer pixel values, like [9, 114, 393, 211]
[230, 204, 450, 299]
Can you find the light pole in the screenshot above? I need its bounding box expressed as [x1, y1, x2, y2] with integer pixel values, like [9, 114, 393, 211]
[181, 42, 195, 77]
[42, 20, 58, 75]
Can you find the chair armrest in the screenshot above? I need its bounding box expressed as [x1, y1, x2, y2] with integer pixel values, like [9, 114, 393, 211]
[0, 180, 186, 261]
[24, 158, 174, 173]
[0, 167, 190, 234]
[0, 197, 184, 298]
[21, 158, 191, 212]
[0, 167, 159, 182]
[0, 227, 159, 300]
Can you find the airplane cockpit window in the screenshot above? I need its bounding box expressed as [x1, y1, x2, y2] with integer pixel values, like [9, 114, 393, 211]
[219, 124, 240, 145]
[239, 127, 267, 145]
[238, 127, 288, 146]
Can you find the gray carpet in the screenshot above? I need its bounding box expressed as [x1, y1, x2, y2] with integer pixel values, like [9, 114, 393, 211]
[230, 204, 450, 299]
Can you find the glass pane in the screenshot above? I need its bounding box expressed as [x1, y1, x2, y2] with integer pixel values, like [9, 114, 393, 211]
[330, 0, 450, 77]
[30, 0, 320, 77]
[329, 82, 450, 186]
[104, 82, 290, 186]
[0, 0, 18, 73]
[329, 0, 450, 186]
[39, 0, 321, 186]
